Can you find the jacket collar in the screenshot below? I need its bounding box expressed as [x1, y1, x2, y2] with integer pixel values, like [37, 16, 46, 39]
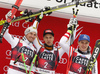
[21, 36, 33, 45]
[76, 46, 91, 54]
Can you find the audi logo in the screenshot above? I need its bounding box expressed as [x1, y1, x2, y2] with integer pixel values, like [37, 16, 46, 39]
[6, 50, 11, 56]
[3, 65, 9, 72]
[59, 58, 67, 64]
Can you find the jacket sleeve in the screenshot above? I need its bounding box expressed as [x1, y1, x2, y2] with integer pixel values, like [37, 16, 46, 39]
[32, 20, 42, 53]
[3, 29, 19, 48]
[59, 29, 76, 56]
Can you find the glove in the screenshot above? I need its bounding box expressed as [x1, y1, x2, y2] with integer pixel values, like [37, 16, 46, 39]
[69, 18, 78, 25]
[27, 10, 36, 22]
[21, 9, 35, 22]
[5, 10, 16, 20]
[36, 6, 52, 22]
[67, 18, 78, 31]
[67, 18, 79, 34]
[36, 12, 43, 22]
[43, 6, 52, 16]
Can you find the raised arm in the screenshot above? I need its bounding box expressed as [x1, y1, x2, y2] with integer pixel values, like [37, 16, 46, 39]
[32, 7, 52, 53]
[32, 11, 46, 53]
[3, 11, 19, 48]
[21, 9, 44, 52]
[59, 18, 78, 56]
[3, 29, 19, 48]
[32, 20, 42, 53]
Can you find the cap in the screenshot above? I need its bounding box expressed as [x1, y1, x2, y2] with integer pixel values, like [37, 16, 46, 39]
[43, 29, 54, 37]
[24, 26, 37, 35]
[78, 34, 90, 42]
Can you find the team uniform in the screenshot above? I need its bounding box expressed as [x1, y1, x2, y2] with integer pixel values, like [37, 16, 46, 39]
[31, 20, 71, 74]
[35, 46, 59, 74]
[4, 29, 36, 74]
[59, 31, 98, 74]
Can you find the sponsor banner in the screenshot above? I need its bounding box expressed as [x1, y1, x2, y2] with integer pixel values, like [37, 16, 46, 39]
[0, 0, 100, 19]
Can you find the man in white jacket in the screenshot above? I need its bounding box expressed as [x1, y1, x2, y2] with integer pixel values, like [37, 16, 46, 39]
[59, 18, 98, 74]
[31, 12, 74, 74]
[3, 11, 37, 74]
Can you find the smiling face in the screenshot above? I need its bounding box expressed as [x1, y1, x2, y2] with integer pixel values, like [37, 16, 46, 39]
[43, 34, 54, 46]
[78, 40, 90, 52]
[25, 32, 37, 43]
